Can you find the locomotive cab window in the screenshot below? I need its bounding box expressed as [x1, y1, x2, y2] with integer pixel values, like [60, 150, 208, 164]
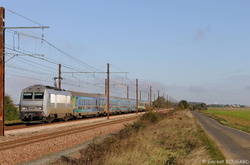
[35, 92, 44, 99]
[23, 92, 33, 100]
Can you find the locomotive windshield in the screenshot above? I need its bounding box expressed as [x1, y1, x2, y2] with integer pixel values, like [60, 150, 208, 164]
[23, 92, 33, 99]
[35, 92, 44, 99]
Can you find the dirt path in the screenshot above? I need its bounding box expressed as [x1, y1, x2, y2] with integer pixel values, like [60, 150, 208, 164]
[192, 111, 250, 163]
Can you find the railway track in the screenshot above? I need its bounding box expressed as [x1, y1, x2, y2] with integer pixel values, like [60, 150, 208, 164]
[4, 116, 107, 131]
[5, 109, 172, 131]
[5, 112, 144, 131]
[0, 116, 138, 151]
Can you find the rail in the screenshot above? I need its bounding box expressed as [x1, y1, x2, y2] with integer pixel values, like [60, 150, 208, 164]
[0, 116, 138, 151]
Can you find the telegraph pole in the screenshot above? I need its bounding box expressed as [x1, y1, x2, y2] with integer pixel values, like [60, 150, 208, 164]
[158, 90, 160, 110]
[0, 8, 49, 136]
[136, 79, 138, 114]
[127, 86, 129, 99]
[140, 90, 141, 100]
[105, 79, 107, 95]
[58, 64, 61, 89]
[53, 64, 63, 89]
[148, 92, 149, 102]
[169, 96, 172, 107]
[107, 63, 110, 119]
[150, 86, 152, 110]
[167, 95, 169, 108]
[0, 7, 5, 136]
[62, 63, 127, 120]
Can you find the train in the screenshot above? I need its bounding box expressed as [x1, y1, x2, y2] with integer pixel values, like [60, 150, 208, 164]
[19, 84, 150, 124]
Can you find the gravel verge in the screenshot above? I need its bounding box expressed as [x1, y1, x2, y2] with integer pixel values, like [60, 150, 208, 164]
[0, 113, 140, 165]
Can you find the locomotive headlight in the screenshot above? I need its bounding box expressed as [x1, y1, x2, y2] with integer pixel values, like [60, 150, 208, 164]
[21, 107, 28, 110]
[36, 106, 42, 110]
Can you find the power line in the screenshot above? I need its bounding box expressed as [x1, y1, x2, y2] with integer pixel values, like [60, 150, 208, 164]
[4, 9, 151, 100]
[5, 8, 45, 27]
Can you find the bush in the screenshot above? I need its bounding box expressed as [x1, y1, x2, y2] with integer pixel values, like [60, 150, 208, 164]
[5, 95, 19, 121]
[178, 100, 189, 110]
[140, 111, 161, 124]
[192, 103, 208, 110]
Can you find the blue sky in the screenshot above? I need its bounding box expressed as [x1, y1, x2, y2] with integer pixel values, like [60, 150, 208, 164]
[2, 1, 250, 105]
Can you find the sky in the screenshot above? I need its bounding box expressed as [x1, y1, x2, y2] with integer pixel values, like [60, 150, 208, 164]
[2, 0, 250, 105]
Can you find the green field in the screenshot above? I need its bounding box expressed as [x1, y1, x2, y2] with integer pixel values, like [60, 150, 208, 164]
[204, 108, 250, 133]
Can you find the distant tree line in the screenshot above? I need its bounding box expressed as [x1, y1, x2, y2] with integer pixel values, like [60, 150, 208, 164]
[190, 102, 208, 110]
[153, 97, 208, 111]
[175, 100, 208, 110]
[152, 96, 176, 109]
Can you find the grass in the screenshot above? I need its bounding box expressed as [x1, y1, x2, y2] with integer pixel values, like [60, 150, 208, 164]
[53, 110, 226, 165]
[4, 119, 22, 124]
[202, 107, 250, 133]
[196, 125, 226, 161]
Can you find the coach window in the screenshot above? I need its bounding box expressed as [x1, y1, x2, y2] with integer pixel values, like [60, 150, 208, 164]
[35, 92, 44, 99]
[23, 92, 33, 100]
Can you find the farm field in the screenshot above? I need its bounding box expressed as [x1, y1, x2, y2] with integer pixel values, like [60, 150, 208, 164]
[203, 108, 250, 133]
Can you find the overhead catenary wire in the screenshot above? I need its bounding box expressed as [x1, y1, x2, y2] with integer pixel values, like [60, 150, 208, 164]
[5, 8, 45, 27]
[5, 30, 111, 85]
[4, 12, 155, 101]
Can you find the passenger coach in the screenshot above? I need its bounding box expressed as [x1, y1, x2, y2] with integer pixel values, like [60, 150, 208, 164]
[20, 84, 149, 124]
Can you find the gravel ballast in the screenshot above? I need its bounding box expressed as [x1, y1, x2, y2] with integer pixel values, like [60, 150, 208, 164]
[0, 113, 140, 165]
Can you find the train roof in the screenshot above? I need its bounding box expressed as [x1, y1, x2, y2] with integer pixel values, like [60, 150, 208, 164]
[69, 91, 139, 101]
[22, 85, 149, 102]
[22, 84, 68, 92]
[69, 91, 104, 98]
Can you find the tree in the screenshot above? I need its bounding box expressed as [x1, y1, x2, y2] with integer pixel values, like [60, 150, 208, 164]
[179, 102, 185, 110]
[192, 103, 208, 110]
[200, 103, 208, 110]
[4, 95, 19, 121]
[178, 100, 189, 110]
[153, 96, 167, 109]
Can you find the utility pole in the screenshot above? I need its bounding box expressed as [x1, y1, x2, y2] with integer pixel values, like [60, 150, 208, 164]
[0, 7, 5, 136]
[53, 64, 63, 89]
[158, 90, 160, 110]
[62, 63, 127, 120]
[127, 86, 129, 99]
[58, 64, 61, 89]
[150, 86, 152, 110]
[105, 79, 107, 96]
[140, 90, 141, 100]
[167, 95, 168, 108]
[136, 79, 138, 114]
[0, 8, 48, 136]
[169, 96, 171, 107]
[107, 63, 110, 119]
